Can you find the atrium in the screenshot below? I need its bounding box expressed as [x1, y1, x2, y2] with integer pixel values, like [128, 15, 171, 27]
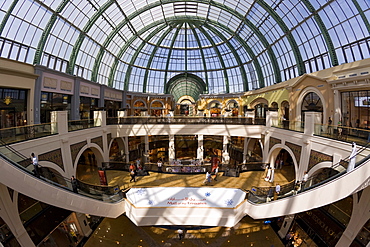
[0, 0, 369, 246]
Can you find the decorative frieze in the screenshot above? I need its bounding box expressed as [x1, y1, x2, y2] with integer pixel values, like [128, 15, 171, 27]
[70, 141, 88, 166]
[39, 149, 64, 171]
[92, 136, 103, 151]
[269, 137, 281, 151]
[43, 77, 57, 89]
[308, 150, 333, 170]
[285, 141, 302, 165]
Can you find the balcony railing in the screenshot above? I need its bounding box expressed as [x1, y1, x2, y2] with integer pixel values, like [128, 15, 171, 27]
[247, 143, 370, 204]
[314, 123, 370, 146]
[68, 119, 95, 131]
[0, 123, 54, 145]
[271, 120, 304, 132]
[107, 116, 265, 125]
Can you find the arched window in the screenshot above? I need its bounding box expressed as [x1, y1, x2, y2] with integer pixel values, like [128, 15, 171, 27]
[301, 92, 323, 123]
[255, 103, 268, 119]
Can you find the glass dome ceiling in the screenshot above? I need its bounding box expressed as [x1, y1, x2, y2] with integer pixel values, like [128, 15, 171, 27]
[0, 0, 369, 97]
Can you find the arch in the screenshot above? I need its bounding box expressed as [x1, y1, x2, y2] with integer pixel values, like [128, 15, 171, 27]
[225, 99, 239, 117]
[249, 97, 269, 109]
[166, 73, 207, 102]
[150, 100, 165, 109]
[108, 137, 126, 162]
[270, 102, 278, 110]
[207, 100, 222, 110]
[178, 96, 195, 104]
[296, 87, 326, 123]
[74, 144, 105, 174]
[306, 165, 341, 188]
[133, 100, 148, 109]
[226, 99, 238, 109]
[308, 161, 344, 177]
[33, 160, 66, 179]
[267, 144, 299, 179]
[244, 138, 263, 162]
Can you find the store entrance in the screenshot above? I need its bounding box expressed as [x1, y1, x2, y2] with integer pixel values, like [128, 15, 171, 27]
[0, 107, 15, 129]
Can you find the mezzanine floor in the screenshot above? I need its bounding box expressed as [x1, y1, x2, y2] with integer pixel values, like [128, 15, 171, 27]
[78, 164, 295, 247]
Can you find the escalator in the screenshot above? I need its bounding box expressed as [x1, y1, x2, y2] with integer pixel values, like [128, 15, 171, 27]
[0, 141, 126, 218]
[0, 139, 369, 225]
[244, 145, 370, 219]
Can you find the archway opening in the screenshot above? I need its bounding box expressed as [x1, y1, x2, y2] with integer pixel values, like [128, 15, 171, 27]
[273, 149, 295, 182]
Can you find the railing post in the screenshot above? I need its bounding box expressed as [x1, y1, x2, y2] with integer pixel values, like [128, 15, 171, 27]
[304, 111, 321, 136]
[117, 110, 127, 117]
[266, 110, 278, 127]
[94, 110, 106, 127]
[266, 111, 271, 128]
[51, 111, 68, 134]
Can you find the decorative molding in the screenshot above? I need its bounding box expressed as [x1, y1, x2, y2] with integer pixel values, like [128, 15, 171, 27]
[308, 150, 333, 170]
[92, 136, 103, 151]
[80, 85, 89, 95]
[60, 80, 73, 92]
[107, 133, 112, 147]
[285, 142, 302, 165]
[43, 77, 57, 89]
[70, 141, 88, 166]
[39, 149, 64, 171]
[91, 87, 99, 96]
[269, 137, 281, 152]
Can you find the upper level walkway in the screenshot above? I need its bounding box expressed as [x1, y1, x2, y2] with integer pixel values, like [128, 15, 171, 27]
[0, 146, 368, 226]
[0, 112, 369, 226]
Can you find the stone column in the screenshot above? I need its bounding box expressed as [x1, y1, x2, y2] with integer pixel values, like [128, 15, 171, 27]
[143, 135, 149, 163]
[93, 110, 106, 127]
[117, 110, 127, 118]
[71, 77, 81, 120]
[169, 135, 175, 161]
[304, 111, 321, 136]
[51, 111, 68, 135]
[197, 134, 204, 160]
[243, 138, 249, 163]
[124, 136, 129, 163]
[222, 135, 230, 164]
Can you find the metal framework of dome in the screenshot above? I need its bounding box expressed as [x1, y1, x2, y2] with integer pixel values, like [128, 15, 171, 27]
[0, 0, 369, 98]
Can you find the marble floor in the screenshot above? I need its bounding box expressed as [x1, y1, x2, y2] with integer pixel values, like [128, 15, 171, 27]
[78, 166, 294, 247]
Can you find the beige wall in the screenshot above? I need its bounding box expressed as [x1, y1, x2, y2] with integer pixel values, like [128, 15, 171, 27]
[0, 58, 38, 124]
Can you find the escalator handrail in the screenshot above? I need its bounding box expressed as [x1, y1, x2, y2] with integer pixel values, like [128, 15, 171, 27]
[0, 140, 124, 202]
[248, 142, 370, 203]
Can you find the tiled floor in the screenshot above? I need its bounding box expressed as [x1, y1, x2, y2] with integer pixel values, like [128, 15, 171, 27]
[79, 166, 294, 247]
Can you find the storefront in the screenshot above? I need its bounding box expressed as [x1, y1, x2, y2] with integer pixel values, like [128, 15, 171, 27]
[0, 88, 28, 128]
[40, 92, 71, 123]
[80, 97, 99, 120]
[341, 90, 370, 129]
